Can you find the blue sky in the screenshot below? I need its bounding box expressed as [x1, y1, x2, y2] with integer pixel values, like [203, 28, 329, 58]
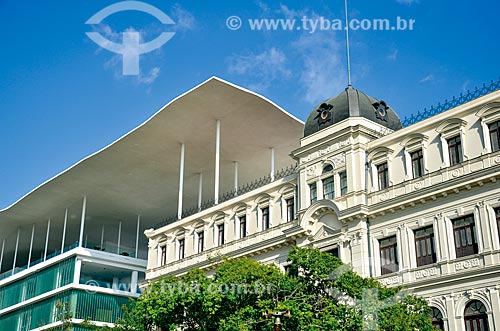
[0, 0, 499, 208]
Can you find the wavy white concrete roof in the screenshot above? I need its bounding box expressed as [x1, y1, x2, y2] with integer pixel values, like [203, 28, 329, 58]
[0, 77, 304, 268]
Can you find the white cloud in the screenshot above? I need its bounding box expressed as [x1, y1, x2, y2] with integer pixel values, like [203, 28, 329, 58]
[227, 48, 291, 92]
[386, 49, 398, 61]
[419, 74, 435, 83]
[255, 0, 270, 14]
[138, 67, 161, 85]
[171, 4, 196, 31]
[396, 0, 419, 5]
[292, 33, 346, 104]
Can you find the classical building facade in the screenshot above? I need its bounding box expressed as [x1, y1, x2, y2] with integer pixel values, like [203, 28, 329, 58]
[146, 78, 500, 331]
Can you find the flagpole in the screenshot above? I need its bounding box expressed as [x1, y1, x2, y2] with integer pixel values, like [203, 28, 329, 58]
[344, 0, 352, 86]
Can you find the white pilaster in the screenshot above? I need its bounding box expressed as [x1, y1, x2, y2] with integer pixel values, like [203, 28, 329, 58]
[135, 215, 141, 258]
[100, 224, 105, 249]
[44, 219, 51, 261]
[131, 271, 139, 294]
[78, 196, 87, 247]
[234, 161, 239, 193]
[28, 224, 35, 267]
[178, 143, 185, 220]
[61, 208, 68, 252]
[0, 239, 4, 273]
[117, 221, 122, 254]
[215, 119, 221, 204]
[270, 147, 275, 181]
[74, 258, 82, 284]
[12, 228, 20, 275]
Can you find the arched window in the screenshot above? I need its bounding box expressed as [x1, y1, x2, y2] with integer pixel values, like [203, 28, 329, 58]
[464, 300, 489, 331]
[322, 164, 333, 174]
[430, 307, 444, 330]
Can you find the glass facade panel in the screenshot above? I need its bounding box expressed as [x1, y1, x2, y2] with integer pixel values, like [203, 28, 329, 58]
[0, 257, 75, 310]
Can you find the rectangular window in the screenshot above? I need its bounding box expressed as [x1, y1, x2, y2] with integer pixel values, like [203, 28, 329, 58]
[325, 247, 339, 257]
[286, 197, 295, 222]
[377, 162, 389, 190]
[160, 245, 167, 265]
[447, 135, 463, 166]
[309, 182, 317, 204]
[262, 207, 270, 230]
[410, 149, 424, 178]
[489, 120, 500, 152]
[239, 215, 247, 238]
[414, 226, 436, 267]
[453, 215, 478, 258]
[178, 239, 185, 260]
[323, 176, 335, 199]
[380, 236, 398, 275]
[217, 224, 225, 246]
[197, 232, 204, 253]
[339, 171, 348, 196]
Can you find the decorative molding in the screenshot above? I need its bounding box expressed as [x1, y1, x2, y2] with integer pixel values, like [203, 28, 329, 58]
[328, 153, 346, 169]
[415, 267, 438, 279]
[301, 139, 351, 164]
[379, 275, 400, 286]
[306, 165, 318, 179]
[454, 258, 480, 271]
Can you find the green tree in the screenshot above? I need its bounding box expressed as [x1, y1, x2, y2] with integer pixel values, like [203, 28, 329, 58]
[117, 247, 436, 331]
[45, 300, 73, 331]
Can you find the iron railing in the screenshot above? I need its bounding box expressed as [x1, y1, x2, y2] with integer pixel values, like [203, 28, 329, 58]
[401, 78, 500, 127]
[154, 163, 298, 229]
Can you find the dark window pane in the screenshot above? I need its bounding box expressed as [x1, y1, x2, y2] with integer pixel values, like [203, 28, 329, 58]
[286, 198, 295, 222]
[262, 207, 270, 230]
[489, 120, 500, 152]
[380, 236, 398, 275]
[309, 183, 317, 204]
[448, 135, 463, 165]
[410, 149, 424, 178]
[415, 226, 436, 266]
[377, 162, 389, 190]
[453, 215, 478, 258]
[239, 215, 247, 238]
[323, 176, 335, 199]
[340, 171, 348, 196]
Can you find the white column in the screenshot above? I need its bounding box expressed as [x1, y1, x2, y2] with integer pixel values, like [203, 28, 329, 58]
[177, 143, 185, 220]
[61, 208, 68, 252]
[440, 135, 450, 168]
[215, 119, 221, 204]
[100, 224, 105, 249]
[135, 215, 141, 258]
[73, 258, 82, 284]
[270, 147, 275, 181]
[12, 228, 20, 275]
[0, 239, 4, 273]
[44, 219, 51, 261]
[480, 120, 492, 154]
[78, 196, 87, 247]
[117, 221, 122, 254]
[234, 161, 239, 193]
[131, 270, 139, 294]
[198, 173, 203, 211]
[28, 224, 35, 267]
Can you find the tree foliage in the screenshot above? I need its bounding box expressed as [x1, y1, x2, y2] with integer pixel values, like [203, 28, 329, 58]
[114, 247, 436, 331]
